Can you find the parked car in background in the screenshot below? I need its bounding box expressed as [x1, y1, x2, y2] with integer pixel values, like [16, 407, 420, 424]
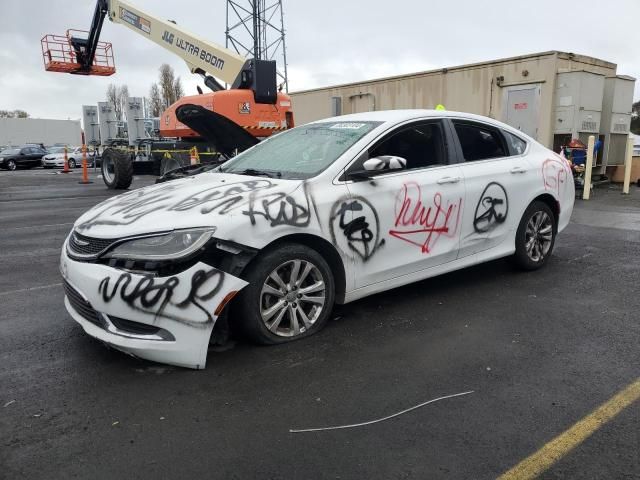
[61, 110, 575, 369]
[25, 143, 47, 151]
[0, 146, 47, 170]
[41, 146, 97, 169]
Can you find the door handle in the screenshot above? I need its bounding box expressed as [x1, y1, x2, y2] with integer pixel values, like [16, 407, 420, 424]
[436, 176, 461, 185]
[510, 167, 527, 174]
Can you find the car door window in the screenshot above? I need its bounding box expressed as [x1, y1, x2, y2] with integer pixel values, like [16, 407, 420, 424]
[370, 122, 446, 170]
[503, 131, 527, 156]
[453, 121, 507, 161]
[346, 121, 448, 176]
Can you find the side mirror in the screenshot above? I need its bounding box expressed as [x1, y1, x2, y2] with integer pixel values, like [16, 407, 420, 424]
[363, 155, 407, 171]
[347, 155, 407, 181]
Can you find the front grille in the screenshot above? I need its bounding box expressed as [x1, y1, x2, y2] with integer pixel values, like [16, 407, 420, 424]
[68, 231, 119, 258]
[63, 279, 106, 329]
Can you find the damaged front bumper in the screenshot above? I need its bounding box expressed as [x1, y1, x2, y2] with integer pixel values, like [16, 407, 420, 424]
[60, 242, 247, 369]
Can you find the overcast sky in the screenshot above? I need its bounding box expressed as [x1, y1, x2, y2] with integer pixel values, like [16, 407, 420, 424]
[0, 0, 638, 120]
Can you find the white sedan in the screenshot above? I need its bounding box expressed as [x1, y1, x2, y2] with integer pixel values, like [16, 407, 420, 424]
[60, 110, 574, 369]
[42, 146, 94, 168]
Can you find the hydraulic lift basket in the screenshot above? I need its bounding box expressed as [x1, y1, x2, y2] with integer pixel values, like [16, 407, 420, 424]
[41, 30, 115, 76]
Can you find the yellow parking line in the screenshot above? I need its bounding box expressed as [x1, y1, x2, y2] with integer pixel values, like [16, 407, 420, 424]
[498, 378, 640, 480]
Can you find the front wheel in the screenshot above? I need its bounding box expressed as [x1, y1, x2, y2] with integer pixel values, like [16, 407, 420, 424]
[234, 244, 335, 344]
[6, 160, 16, 171]
[512, 201, 556, 271]
[67, 158, 76, 169]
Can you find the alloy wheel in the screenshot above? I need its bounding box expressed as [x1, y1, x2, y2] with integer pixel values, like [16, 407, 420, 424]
[260, 259, 326, 337]
[102, 155, 114, 183]
[7, 160, 16, 171]
[525, 211, 553, 262]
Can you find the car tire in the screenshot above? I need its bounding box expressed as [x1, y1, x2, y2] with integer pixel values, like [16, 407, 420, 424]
[6, 160, 16, 171]
[101, 148, 133, 190]
[512, 201, 557, 271]
[234, 243, 335, 345]
[68, 158, 76, 169]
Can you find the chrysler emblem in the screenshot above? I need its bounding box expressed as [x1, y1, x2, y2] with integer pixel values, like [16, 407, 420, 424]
[74, 235, 89, 246]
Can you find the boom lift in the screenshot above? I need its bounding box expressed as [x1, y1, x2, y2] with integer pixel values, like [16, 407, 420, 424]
[41, 0, 294, 189]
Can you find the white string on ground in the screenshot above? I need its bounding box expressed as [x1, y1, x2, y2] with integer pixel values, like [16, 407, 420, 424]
[289, 390, 475, 433]
[0, 283, 63, 297]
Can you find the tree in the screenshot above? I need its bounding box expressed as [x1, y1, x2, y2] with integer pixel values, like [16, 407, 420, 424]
[0, 109, 29, 118]
[173, 77, 185, 102]
[157, 63, 184, 109]
[106, 83, 130, 121]
[106, 83, 118, 117]
[149, 83, 163, 117]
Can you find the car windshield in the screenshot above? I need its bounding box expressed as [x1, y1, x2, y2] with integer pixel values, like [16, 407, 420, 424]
[48, 147, 66, 153]
[1, 148, 21, 155]
[219, 121, 381, 179]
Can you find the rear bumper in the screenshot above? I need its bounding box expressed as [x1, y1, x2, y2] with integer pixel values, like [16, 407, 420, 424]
[60, 242, 247, 369]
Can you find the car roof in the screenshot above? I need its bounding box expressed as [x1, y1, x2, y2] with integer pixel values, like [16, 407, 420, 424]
[310, 109, 530, 140]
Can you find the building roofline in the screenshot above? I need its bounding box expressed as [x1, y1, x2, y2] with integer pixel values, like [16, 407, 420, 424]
[292, 50, 618, 95]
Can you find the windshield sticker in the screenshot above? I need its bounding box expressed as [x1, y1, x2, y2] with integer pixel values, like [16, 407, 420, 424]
[330, 123, 366, 130]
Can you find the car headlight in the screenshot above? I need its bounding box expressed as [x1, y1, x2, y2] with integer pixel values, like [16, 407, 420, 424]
[102, 228, 216, 260]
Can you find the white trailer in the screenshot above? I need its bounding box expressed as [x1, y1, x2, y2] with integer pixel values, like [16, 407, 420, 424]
[0, 117, 82, 147]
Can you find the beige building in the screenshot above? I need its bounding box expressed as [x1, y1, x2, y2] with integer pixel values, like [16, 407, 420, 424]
[291, 51, 635, 168]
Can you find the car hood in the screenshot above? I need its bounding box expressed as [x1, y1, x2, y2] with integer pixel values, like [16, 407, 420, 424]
[73, 173, 310, 245]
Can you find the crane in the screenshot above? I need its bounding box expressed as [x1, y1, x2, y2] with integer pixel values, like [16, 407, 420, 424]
[41, 0, 294, 188]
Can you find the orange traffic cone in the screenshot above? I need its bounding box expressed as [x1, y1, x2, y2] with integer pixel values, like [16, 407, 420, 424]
[61, 146, 71, 173]
[78, 144, 93, 184]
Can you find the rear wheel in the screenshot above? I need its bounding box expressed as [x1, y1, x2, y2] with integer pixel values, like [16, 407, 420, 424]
[235, 244, 335, 344]
[512, 201, 556, 270]
[101, 148, 133, 190]
[67, 158, 76, 169]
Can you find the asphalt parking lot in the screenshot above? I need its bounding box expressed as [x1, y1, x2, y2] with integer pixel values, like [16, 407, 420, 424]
[1, 168, 638, 479]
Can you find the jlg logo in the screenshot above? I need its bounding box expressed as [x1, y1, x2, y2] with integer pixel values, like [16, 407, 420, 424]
[162, 31, 174, 45]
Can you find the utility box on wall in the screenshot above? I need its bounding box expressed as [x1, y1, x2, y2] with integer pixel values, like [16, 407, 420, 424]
[600, 75, 636, 168]
[554, 71, 605, 139]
